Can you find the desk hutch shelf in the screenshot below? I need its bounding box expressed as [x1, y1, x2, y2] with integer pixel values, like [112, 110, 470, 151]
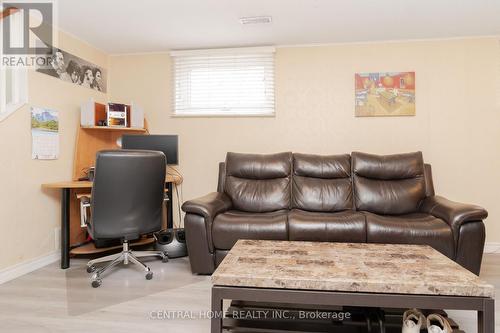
[74, 100, 148, 180]
[80, 126, 147, 132]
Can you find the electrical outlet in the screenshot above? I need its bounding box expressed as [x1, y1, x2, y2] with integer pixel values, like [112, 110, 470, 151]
[54, 227, 61, 250]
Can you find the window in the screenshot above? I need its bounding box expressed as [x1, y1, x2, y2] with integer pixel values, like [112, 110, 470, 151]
[0, 66, 28, 122]
[497, 40, 500, 108]
[0, 9, 28, 122]
[172, 47, 275, 117]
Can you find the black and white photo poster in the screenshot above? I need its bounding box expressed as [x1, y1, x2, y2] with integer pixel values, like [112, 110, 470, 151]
[36, 48, 107, 93]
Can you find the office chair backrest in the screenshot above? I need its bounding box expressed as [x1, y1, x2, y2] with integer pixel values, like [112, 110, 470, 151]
[91, 150, 166, 240]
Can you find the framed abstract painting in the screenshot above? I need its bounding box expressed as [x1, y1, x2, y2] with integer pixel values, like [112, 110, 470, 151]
[355, 72, 415, 117]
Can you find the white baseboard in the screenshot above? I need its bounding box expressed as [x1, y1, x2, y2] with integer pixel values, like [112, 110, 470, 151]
[484, 242, 500, 254]
[0, 251, 60, 285]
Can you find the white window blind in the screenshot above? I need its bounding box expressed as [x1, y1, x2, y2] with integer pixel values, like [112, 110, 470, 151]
[172, 47, 275, 116]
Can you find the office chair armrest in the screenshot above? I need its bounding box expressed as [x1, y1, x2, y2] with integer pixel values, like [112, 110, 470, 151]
[77, 194, 92, 228]
[182, 192, 232, 220]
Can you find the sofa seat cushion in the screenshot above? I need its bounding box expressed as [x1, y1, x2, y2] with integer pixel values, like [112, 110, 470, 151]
[365, 212, 455, 258]
[288, 209, 366, 242]
[212, 210, 288, 250]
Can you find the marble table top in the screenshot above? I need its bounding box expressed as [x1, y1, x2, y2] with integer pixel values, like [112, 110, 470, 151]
[212, 240, 494, 298]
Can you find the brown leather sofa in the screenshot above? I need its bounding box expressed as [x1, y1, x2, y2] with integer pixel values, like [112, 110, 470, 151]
[182, 152, 488, 275]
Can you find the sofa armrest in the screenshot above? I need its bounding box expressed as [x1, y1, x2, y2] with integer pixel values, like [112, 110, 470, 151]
[182, 192, 232, 221]
[182, 192, 232, 267]
[420, 195, 488, 232]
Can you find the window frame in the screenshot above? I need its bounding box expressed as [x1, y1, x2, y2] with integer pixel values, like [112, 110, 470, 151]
[171, 46, 276, 118]
[0, 9, 28, 122]
[497, 39, 500, 108]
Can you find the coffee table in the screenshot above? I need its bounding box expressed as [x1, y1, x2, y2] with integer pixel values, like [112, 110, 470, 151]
[211, 240, 495, 333]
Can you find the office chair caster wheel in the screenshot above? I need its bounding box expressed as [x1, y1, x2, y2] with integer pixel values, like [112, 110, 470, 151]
[146, 272, 153, 280]
[87, 265, 96, 273]
[91, 279, 102, 288]
[162, 253, 169, 263]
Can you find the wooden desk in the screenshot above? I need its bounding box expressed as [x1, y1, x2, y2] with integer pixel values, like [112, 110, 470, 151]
[42, 175, 182, 269]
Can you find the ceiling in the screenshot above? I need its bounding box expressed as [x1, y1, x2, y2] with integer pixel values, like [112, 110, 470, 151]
[57, 0, 500, 54]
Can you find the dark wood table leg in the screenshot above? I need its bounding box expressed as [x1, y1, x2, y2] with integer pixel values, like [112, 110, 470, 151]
[211, 287, 223, 333]
[61, 188, 70, 269]
[166, 182, 173, 229]
[478, 298, 495, 333]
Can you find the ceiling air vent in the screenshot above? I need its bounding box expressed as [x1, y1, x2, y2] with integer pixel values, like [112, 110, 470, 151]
[239, 16, 272, 25]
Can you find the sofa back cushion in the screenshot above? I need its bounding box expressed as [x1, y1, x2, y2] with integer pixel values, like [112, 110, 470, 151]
[292, 153, 353, 212]
[225, 152, 292, 213]
[352, 151, 426, 215]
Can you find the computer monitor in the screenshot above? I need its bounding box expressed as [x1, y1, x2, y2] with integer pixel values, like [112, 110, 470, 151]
[121, 135, 178, 165]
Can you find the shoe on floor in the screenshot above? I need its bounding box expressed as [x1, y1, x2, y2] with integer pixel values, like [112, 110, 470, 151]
[402, 308, 425, 333]
[426, 314, 452, 333]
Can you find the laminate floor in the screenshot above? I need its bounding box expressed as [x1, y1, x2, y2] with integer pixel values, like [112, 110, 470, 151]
[0, 254, 497, 332]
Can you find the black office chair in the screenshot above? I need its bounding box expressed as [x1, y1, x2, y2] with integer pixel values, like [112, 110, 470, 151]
[81, 150, 168, 288]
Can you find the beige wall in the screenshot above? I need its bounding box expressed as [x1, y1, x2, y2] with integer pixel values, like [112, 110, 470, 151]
[1, 37, 497, 271]
[109, 38, 500, 242]
[0, 31, 108, 270]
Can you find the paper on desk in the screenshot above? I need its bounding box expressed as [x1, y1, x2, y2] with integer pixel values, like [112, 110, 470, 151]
[31, 107, 59, 160]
